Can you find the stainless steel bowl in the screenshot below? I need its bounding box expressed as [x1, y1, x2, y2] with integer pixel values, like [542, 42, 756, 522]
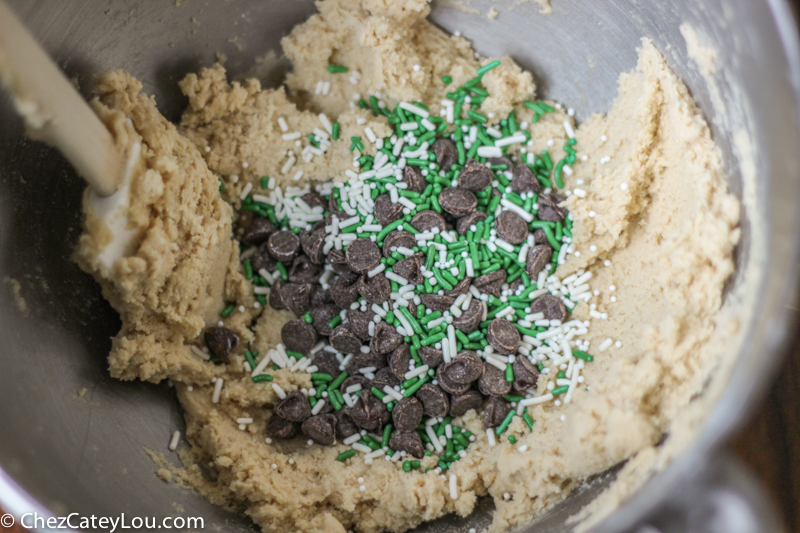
[1, 1, 798, 531]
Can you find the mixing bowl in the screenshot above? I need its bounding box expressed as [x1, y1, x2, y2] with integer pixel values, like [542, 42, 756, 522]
[1, 0, 798, 531]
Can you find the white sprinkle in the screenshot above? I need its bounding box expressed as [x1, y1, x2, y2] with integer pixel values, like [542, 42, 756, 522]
[169, 430, 181, 451]
[282, 132, 302, 141]
[600, 135, 608, 142]
[620, 183, 628, 190]
[518, 445, 528, 453]
[344, 433, 362, 445]
[292, 170, 304, 182]
[399, 101, 429, 118]
[563, 121, 575, 139]
[278, 117, 289, 132]
[600, 156, 611, 164]
[239, 182, 253, 201]
[449, 474, 458, 500]
[212, 378, 224, 404]
[404, 365, 429, 380]
[573, 188, 586, 198]
[272, 383, 287, 399]
[236, 417, 254, 425]
[486, 428, 497, 446]
[191, 345, 210, 361]
[352, 443, 372, 454]
[476, 146, 502, 158]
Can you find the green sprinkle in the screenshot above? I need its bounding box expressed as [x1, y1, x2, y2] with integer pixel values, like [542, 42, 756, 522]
[220, 304, 234, 318]
[303, 312, 313, 324]
[261, 176, 269, 189]
[383, 424, 393, 448]
[332, 122, 340, 141]
[420, 332, 446, 347]
[330, 371, 349, 390]
[467, 109, 487, 123]
[311, 373, 333, 382]
[338, 450, 356, 461]
[505, 363, 514, 382]
[252, 374, 274, 383]
[572, 349, 594, 362]
[276, 262, 288, 280]
[507, 435, 517, 444]
[495, 410, 516, 435]
[552, 385, 569, 396]
[371, 386, 386, 400]
[442, 75, 453, 84]
[402, 374, 430, 397]
[328, 315, 342, 329]
[327, 65, 349, 73]
[522, 411, 534, 430]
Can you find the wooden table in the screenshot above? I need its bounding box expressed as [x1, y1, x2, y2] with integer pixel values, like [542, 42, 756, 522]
[731, 305, 800, 533]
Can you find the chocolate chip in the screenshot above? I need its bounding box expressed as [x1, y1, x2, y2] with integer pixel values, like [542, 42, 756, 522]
[487, 318, 520, 354]
[307, 304, 338, 337]
[513, 356, 540, 393]
[372, 366, 400, 391]
[288, 255, 322, 284]
[382, 231, 417, 258]
[494, 210, 528, 245]
[456, 211, 488, 236]
[301, 414, 337, 445]
[350, 390, 389, 430]
[370, 321, 404, 355]
[301, 191, 327, 210]
[402, 165, 426, 193]
[458, 159, 493, 191]
[478, 362, 512, 396]
[280, 282, 312, 316]
[243, 216, 277, 246]
[309, 284, 333, 307]
[204, 327, 239, 361]
[266, 414, 299, 439]
[439, 187, 477, 217]
[346, 308, 373, 341]
[508, 278, 523, 294]
[275, 390, 311, 422]
[267, 230, 301, 263]
[440, 350, 483, 383]
[268, 278, 286, 310]
[511, 163, 541, 194]
[335, 409, 360, 439]
[432, 138, 458, 172]
[444, 277, 471, 297]
[251, 242, 278, 273]
[419, 293, 455, 312]
[330, 272, 360, 308]
[327, 249, 351, 274]
[410, 210, 446, 233]
[392, 397, 423, 432]
[281, 319, 318, 354]
[452, 299, 483, 334]
[533, 229, 548, 245]
[449, 390, 483, 417]
[473, 269, 507, 298]
[529, 294, 567, 321]
[329, 325, 363, 354]
[357, 273, 391, 304]
[436, 364, 471, 395]
[345, 238, 381, 275]
[345, 350, 387, 373]
[300, 227, 326, 264]
[388, 344, 412, 381]
[537, 193, 568, 222]
[525, 245, 552, 279]
[415, 384, 449, 418]
[418, 346, 443, 369]
[389, 431, 424, 458]
[392, 253, 424, 285]
[375, 194, 404, 227]
[484, 396, 511, 429]
[311, 351, 340, 377]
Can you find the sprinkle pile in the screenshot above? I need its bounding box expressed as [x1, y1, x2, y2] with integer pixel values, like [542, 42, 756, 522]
[200, 60, 608, 476]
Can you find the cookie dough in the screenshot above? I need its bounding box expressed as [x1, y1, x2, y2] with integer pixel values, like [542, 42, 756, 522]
[77, 0, 740, 532]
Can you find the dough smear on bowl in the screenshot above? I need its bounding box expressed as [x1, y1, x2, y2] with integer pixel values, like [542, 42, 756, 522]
[76, 0, 740, 531]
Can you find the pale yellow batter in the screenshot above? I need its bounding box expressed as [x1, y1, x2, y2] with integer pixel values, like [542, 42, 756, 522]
[76, 0, 740, 531]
